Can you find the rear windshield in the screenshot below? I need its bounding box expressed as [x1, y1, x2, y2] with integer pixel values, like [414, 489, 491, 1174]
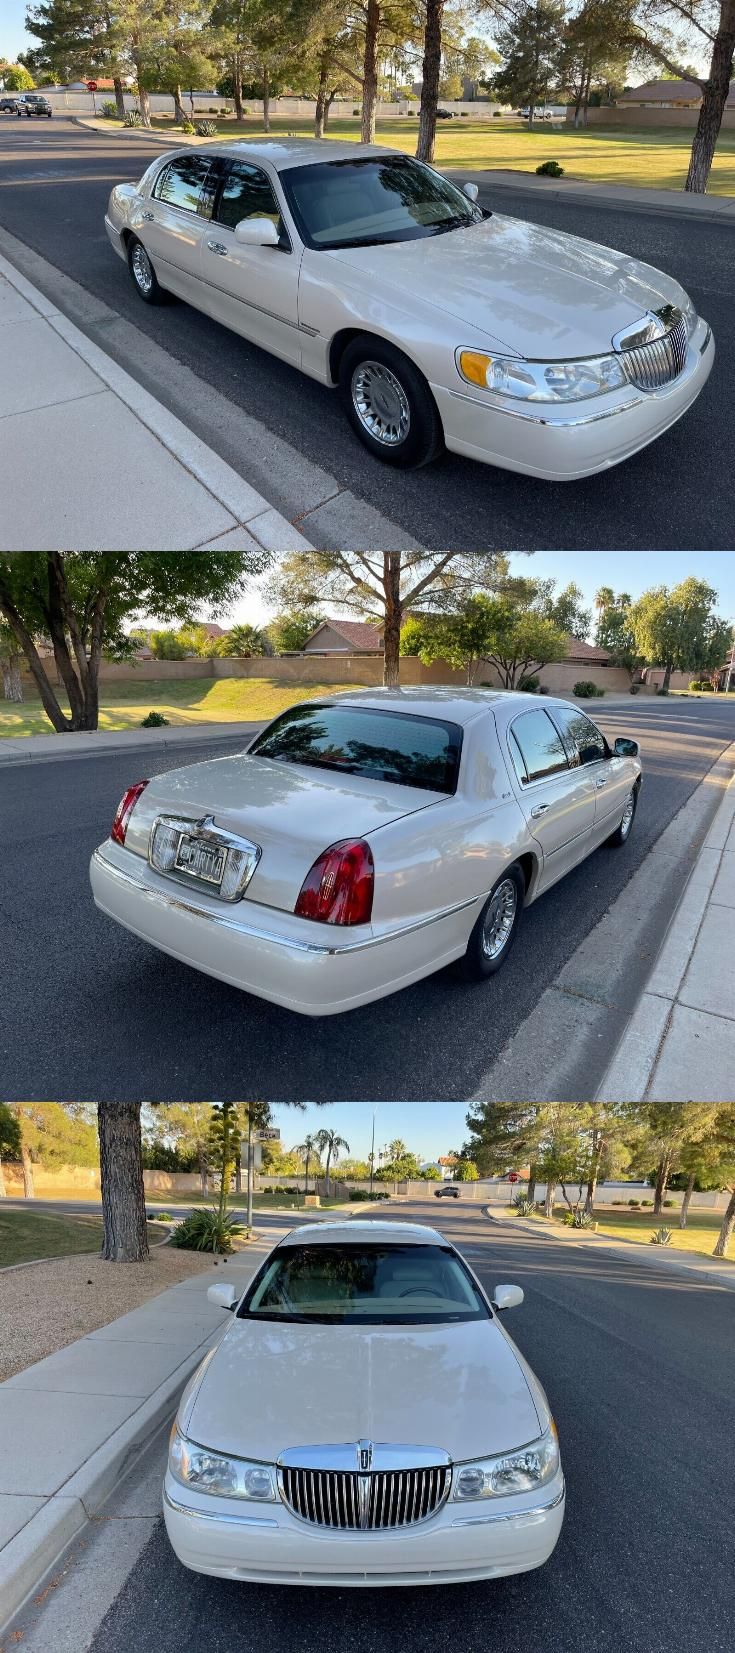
[249, 703, 462, 794]
[238, 1243, 490, 1325]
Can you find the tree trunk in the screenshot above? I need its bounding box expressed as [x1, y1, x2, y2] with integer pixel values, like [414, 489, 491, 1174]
[235, 1151, 242, 1194]
[173, 85, 187, 125]
[98, 1103, 149, 1262]
[653, 1151, 672, 1215]
[680, 1172, 696, 1229]
[527, 1173, 536, 1204]
[416, 0, 444, 163]
[686, 18, 735, 193]
[325, 1149, 332, 1196]
[198, 1150, 209, 1196]
[0, 1157, 5, 1197]
[324, 91, 336, 131]
[21, 1143, 35, 1198]
[382, 553, 402, 686]
[584, 1135, 604, 1215]
[528, 103, 535, 128]
[132, 47, 151, 127]
[262, 72, 270, 133]
[2, 658, 23, 701]
[361, 0, 380, 144]
[113, 77, 126, 119]
[544, 1180, 556, 1218]
[315, 57, 329, 137]
[713, 1187, 735, 1257]
[232, 67, 243, 123]
[662, 661, 673, 693]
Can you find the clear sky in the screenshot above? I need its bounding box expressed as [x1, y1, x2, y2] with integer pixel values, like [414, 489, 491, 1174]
[270, 1104, 471, 1164]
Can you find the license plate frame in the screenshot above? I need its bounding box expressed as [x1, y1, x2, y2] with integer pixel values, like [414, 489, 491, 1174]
[149, 813, 261, 903]
[173, 834, 226, 887]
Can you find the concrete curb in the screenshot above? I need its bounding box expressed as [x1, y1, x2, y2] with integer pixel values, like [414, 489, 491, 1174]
[0, 720, 264, 766]
[0, 1336, 214, 1633]
[483, 1206, 735, 1291]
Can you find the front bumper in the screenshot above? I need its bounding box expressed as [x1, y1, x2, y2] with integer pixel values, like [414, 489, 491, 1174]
[162, 1472, 565, 1586]
[90, 840, 480, 1016]
[433, 316, 714, 480]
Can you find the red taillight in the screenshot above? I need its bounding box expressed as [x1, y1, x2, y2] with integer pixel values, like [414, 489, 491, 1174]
[295, 839, 374, 926]
[111, 779, 149, 846]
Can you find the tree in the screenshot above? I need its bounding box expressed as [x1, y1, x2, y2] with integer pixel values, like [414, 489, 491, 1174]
[453, 1159, 479, 1181]
[0, 1104, 22, 1198]
[315, 1128, 350, 1194]
[266, 552, 509, 687]
[417, 0, 444, 162]
[579, 1103, 633, 1213]
[630, 577, 731, 693]
[227, 623, 269, 656]
[269, 609, 323, 653]
[492, 2, 566, 126]
[0, 620, 23, 703]
[711, 1106, 735, 1257]
[594, 589, 642, 679]
[296, 1132, 321, 1194]
[631, 1, 735, 193]
[463, 1103, 552, 1201]
[142, 0, 216, 126]
[478, 601, 568, 688]
[0, 552, 265, 733]
[559, 0, 633, 127]
[144, 1104, 215, 1191]
[208, 1103, 243, 1220]
[97, 1103, 149, 1263]
[401, 597, 498, 686]
[7, 1103, 98, 1170]
[631, 1104, 721, 1213]
[0, 61, 36, 89]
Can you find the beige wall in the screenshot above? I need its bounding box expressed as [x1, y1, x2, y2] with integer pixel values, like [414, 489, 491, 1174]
[568, 105, 735, 129]
[22, 654, 627, 694]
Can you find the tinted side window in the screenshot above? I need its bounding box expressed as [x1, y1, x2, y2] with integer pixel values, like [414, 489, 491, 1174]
[552, 708, 607, 765]
[154, 157, 214, 216]
[509, 710, 569, 784]
[216, 162, 282, 232]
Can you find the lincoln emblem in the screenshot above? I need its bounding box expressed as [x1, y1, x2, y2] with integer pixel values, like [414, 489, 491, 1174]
[357, 1440, 373, 1472]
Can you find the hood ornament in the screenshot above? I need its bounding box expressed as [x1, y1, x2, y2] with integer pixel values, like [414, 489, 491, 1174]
[357, 1439, 373, 1472]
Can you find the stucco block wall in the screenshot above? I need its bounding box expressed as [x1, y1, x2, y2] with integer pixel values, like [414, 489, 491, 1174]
[569, 106, 735, 129]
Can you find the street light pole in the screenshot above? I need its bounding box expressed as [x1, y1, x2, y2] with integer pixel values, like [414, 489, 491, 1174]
[246, 1111, 253, 1234]
[369, 1109, 376, 1197]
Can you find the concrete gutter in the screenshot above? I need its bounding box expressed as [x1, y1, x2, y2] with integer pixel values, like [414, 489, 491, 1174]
[0, 719, 264, 765]
[484, 1206, 735, 1291]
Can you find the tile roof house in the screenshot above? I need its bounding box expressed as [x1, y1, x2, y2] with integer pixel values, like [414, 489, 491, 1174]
[618, 79, 735, 110]
[303, 618, 383, 653]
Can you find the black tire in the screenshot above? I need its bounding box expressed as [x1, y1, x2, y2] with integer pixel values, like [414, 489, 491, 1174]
[127, 236, 169, 305]
[461, 863, 525, 981]
[338, 335, 444, 468]
[607, 783, 638, 847]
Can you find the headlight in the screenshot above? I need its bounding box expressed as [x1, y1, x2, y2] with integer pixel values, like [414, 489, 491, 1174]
[457, 348, 627, 403]
[681, 294, 697, 337]
[169, 1426, 276, 1501]
[453, 1423, 559, 1499]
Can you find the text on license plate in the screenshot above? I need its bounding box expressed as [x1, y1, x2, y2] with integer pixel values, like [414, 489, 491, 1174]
[174, 835, 226, 885]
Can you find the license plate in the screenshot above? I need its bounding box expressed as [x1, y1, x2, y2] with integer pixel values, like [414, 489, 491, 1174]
[174, 835, 226, 886]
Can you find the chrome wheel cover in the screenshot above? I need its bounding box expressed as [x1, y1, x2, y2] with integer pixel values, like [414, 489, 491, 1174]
[131, 243, 153, 295]
[619, 791, 635, 838]
[351, 362, 410, 446]
[481, 878, 517, 960]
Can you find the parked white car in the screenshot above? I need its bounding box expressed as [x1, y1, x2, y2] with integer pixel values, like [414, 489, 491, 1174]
[163, 1220, 565, 1586]
[89, 687, 641, 1017]
[104, 137, 713, 479]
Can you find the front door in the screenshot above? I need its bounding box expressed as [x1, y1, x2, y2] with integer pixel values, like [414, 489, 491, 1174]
[506, 707, 597, 887]
[198, 159, 302, 366]
[136, 154, 218, 301]
[548, 706, 631, 834]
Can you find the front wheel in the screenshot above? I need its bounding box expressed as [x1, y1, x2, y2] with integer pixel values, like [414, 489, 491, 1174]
[607, 785, 638, 847]
[461, 864, 525, 981]
[338, 336, 444, 468]
[127, 236, 168, 305]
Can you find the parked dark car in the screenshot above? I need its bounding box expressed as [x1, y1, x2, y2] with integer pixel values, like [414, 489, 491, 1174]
[434, 1183, 461, 1198]
[0, 96, 19, 112]
[16, 94, 53, 117]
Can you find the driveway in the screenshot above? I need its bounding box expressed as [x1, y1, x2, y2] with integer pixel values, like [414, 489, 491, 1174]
[2, 696, 734, 1100]
[0, 118, 730, 550]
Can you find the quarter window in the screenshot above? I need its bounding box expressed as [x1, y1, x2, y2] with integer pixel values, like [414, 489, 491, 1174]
[215, 162, 282, 233]
[153, 156, 214, 216]
[551, 708, 607, 765]
[509, 710, 569, 784]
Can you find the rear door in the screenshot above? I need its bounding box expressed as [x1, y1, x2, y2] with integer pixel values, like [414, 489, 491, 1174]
[505, 707, 596, 885]
[197, 158, 302, 365]
[549, 705, 630, 832]
[138, 154, 218, 300]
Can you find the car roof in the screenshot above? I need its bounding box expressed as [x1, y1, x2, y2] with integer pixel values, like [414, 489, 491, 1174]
[319, 685, 569, 728]
[279, 1220, 445, 1247]
[194, 138, 401, 173]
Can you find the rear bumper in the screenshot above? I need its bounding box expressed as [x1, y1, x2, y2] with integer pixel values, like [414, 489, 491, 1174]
[162, 1474, 565, 1586]
[433, 317, 714, 480]
[90, 840, 480, 1016]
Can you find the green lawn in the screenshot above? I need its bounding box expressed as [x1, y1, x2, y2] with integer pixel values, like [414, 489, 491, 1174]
[0, 677, 368, 738]
[101, 113, 735, 194]
[0, 1208, 156, 1265]
[547, 1205, 728, 1258]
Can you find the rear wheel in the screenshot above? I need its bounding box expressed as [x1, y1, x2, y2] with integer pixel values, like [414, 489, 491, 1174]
[607, 785, 638, 847]
[127, 236, 168, 305]
[461, 863, 525, 980]
[338, 336, 444, 468]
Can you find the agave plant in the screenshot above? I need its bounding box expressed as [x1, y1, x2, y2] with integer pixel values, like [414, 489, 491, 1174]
[650, 1227, 673, 1246]
[562, 1209, 594, 1228]
[513, 1197, 535, 1217]
[170, 1206, 244, 1255]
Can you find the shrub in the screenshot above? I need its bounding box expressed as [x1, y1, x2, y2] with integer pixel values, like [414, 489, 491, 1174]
[641, 1199, 652, 1207]
[536, 159, 564, 177]
[140, 710, 169, 727]
[650, 1227, 672, 1246]
[513, 1197, 535, 1216]
[196, 119, 217, 136]
[352, 107, 360, 116]
[148, 1210, 172, 1222]
[169, 1208, 244, 1253]
[562, 1209, 594, 1227]
[101, 101, 118, 119]
[180, 119, 195, 133]
[460, 110, 468, 116]
[349, 1189, 373, 1201]
[663, 1199, 675, 1208]
[492, 110, 502, 117]
[123, 109, 142, 127]
[656, 687, 669, 696]
[574, 680, 604, 698]
[688, 678, 711, 691]
[629, 683, 641, 694]
[518, 674, 540, 693]
[628, 1199, 640, 1208]
[209, 106, 219, 113]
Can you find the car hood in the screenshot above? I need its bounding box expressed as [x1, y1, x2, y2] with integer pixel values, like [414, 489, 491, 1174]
[327, 213, 687, 358]
[183, 1318, 542, 1463]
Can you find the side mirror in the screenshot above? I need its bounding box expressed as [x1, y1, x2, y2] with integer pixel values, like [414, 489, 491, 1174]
[234, 216, 280, 247]
[492, 1283, 524, 1311]
[208, 1283, 237, 1311]
[614, 737, 639, 757]
[463, 181, 479, 202]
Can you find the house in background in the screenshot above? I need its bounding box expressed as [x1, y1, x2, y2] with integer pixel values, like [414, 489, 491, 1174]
[302, 618, 383, 654]
[617, 79, 735, 111]
[300, 618, 628, 692]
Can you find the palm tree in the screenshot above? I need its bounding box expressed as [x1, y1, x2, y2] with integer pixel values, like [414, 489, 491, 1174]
[226, 624, 268, 657]
[316, 1129, 350, 1196]
[296, 1134, 321, 1198]
[388, 1139, 408, 1163]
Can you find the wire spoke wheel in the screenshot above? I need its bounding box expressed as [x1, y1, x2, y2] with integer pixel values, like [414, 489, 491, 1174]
[481, 878, 517, 960]
[351, 361, 411, 447]
[131, 243, 154, 295]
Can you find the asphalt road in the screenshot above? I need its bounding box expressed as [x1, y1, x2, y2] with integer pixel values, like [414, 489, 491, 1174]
[21, 1201, 732, 1653]
[2, 697, 734, 1101]
[0, 118, 732, 550]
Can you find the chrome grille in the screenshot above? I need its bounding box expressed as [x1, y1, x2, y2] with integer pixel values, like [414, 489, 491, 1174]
[280, 1465, 452, 1529]
[619, 317, 688, 391]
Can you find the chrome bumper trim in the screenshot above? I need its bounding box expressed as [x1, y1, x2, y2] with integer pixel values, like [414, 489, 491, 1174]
[164, 1488, 279, 1527]
[450, 1482, 565, 1527]
[446, 387, 644, 427]
[92, 847, 480, 957]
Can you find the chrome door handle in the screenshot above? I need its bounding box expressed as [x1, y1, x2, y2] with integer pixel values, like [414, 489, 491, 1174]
[141, 211, 154, 221]
[206, 240, 228, 256]
[596, 777, 608, 788]
[530, 803, 550, 818]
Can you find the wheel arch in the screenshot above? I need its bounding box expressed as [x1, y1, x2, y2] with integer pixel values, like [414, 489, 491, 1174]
[328, 326, 429, 392]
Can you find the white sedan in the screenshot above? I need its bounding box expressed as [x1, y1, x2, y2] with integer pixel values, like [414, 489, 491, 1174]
[105, 137, 713, 479]
[89, 687, 641, 1017]
[163, 1220, 565, 1586]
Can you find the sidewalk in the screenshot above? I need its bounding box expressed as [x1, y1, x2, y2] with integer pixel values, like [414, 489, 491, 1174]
[0, 251, 313, 553]
[0, 719, 265, 764]
[487, 1207, 735, 1291]
[0, 1246, 268, 1632]
[599, 744, 735, 1101]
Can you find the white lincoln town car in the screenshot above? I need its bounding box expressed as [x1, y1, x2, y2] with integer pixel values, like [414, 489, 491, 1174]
[89, 687, 641, 1017]
[104, 138, 713, 480]
[163, 1220, 565, 1587]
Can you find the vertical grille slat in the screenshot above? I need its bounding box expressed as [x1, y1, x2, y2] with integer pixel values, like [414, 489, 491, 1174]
[619, 317, 688, 392]
[280, 1464, 450, 1529]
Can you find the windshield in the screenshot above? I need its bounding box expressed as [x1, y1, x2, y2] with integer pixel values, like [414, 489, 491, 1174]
[249, 703, 462, 794]
[280, 154, 483, 250]
[239, 1243, 490, 1325]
